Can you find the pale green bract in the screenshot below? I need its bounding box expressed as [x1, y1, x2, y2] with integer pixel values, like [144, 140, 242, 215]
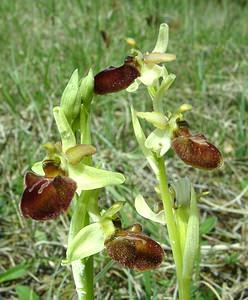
[182, 186, 199, 280]
[60, 69, 80, 125]
[135, 194, 165, 224]
[130, 106, 158, 174]
[53, 106, 76, 152]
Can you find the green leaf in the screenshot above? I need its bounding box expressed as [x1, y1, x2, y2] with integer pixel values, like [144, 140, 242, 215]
[135, 194, 165, 224]
[60, 69, 80, 124]
[145, 128, 171, 157]
[69, 162, 125, 193]
[77, 69, 94, 107]
[182, 187, 199, 280]
[130, 106, 158, 173]
[200, 216, 217, 235]
[16, 285, 39, 300]
[0, 264, 28, 283]
[66, 220, 115, 262]
[137, 111, 168, 129]
[53, 106, 76, 152]
[152, 23, 169, 53]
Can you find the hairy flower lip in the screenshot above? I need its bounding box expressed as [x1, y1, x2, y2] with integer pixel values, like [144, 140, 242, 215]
[94, 57, 140, 95]
[172, 131, 223, 170]
[105, 226, 164, 271]
[20, 171, 77, 221]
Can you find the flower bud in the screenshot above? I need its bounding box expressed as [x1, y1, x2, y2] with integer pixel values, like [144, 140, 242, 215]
[105, 227, 164, 271]
[94, 57, 140, 95]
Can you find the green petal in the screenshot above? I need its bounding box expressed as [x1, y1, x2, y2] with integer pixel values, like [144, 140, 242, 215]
[137, 111, 168, 129]
[130, 107, 158, 173]
[66, 222, 111, 262]
[152, 23, 169, 53]
[135, 194, 165, 224]
[53, 107, 76, 152]
[68, 162, 125, 193]
[145, 128, 171, 157]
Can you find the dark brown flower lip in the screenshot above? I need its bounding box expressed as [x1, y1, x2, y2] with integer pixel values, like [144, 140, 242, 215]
[20, 171, 77, 221]
[172, 131, 223, 170]
[94, 57, 140, 95]
[105, 226, 164, 271]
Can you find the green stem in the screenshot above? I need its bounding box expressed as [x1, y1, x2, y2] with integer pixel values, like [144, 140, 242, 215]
[69, 192, 94, 300]
[157, 157, 190, 300]
[69, 106, 95, 300]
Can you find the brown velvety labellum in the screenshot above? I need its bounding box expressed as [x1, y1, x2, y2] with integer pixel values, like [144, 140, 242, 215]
[94, 58, 140, 95]
[172, 134, 223, 170]
[105, 231, 164, 271]
[20, 171, 77, 220]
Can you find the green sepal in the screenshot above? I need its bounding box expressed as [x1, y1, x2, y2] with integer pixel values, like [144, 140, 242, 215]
[66, 220, 115, 263]
[130, 106, 158, 173]
[135, 194, 165, 224]
[60, 69, 80, 124]
[182, 186, 199, 280]
[53, 106, 76, 152]
[152, 23, 169, 53]
[68, 162, 125, 193]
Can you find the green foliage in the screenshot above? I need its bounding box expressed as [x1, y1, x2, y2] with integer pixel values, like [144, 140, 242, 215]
[0, 264, 28, 284]
[15, 285, 40, 300]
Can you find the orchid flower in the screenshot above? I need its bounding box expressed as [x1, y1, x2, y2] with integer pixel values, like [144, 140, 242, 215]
[126, 23, 176, 92]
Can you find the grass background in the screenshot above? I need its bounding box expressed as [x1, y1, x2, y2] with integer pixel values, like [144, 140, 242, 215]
[0, 0, 248, 299]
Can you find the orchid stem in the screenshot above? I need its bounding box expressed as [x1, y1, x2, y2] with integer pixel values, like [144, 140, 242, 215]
[157, 156, 190, 300]
[69, 192, 94, 300]
[69, 106, 94, 300]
